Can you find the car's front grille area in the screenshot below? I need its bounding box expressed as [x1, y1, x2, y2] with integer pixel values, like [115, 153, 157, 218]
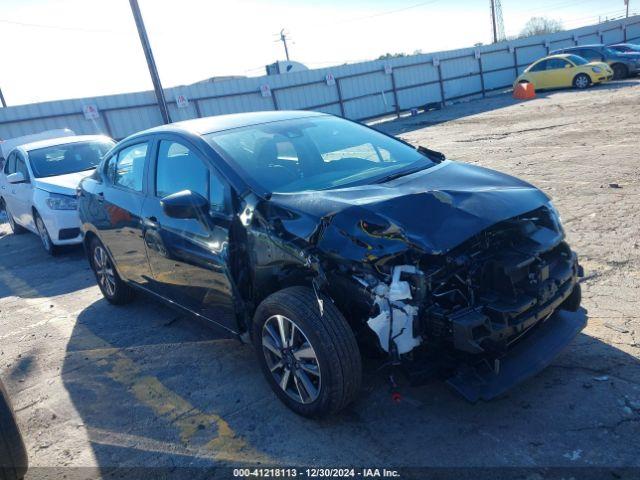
[58, 228, 80, 240]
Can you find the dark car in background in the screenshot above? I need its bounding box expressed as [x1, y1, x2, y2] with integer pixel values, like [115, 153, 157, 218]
[78, 111, 585, 417]
[608, 43, 640, 54]
[0, 378, 28, 480]
[551, 44, 640, 78]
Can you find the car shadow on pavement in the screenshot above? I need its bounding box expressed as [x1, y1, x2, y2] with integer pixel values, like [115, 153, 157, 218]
[0, 224, 94, 299]
[60, 298, 640, 471]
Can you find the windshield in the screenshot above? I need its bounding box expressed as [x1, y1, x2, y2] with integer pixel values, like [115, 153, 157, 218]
[28, 140, 114, 178]
[604, 47, 620, 56]
[205, 116, 434, 193]
[567, 54, 588, 65]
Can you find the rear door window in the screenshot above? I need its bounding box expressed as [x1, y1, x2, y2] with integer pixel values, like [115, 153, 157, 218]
[546, 58, 570, 70]
[529, 60, 548, 72]
[108, 143, 148, 192]
[581, 49, 603, 61]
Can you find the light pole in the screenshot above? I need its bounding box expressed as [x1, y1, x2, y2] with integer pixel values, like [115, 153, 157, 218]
[280, 29, 290, 61]
[129, 0, 171, 124]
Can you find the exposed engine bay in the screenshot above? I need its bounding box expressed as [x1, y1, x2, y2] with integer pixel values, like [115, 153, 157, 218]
[248, 159, 586, 402]
[349, 206, 581, 367]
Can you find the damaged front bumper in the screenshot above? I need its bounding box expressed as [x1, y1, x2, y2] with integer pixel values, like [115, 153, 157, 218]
[446, 308, 587, 402]
[347, 204, 587, 400]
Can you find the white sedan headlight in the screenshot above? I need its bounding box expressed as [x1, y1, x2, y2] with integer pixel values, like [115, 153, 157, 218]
[45, 193, 78, 210]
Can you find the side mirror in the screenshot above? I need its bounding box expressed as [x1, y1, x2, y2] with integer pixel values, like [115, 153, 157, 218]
[7, 172, 26, 184]
[161, 190, 209, 220]
[565, 64, 572, 68]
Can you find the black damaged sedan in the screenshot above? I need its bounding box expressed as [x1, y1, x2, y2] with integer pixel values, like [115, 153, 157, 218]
[78, 111, 585, 417]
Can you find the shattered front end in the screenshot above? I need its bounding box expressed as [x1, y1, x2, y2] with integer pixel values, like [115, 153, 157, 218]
[350, 205, 585, 401]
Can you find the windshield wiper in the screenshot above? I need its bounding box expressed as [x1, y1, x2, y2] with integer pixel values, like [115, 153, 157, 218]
[375, 162, 434, 184]
[417, 145, 446, 162]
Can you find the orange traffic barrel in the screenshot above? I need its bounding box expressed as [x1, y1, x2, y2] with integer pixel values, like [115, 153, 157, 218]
[513, 82, 536, 100]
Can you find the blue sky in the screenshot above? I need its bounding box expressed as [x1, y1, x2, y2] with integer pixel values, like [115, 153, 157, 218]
[0, 0, 633, 105]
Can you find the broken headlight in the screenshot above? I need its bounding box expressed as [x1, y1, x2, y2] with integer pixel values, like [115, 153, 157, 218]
[546, 201, 564, 235]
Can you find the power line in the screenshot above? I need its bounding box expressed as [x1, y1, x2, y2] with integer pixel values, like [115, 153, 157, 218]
[335, 0, 444, 25]
[0, 17, 115, 33]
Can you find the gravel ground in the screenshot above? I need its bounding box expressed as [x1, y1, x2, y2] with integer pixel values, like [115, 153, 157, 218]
[1, 79, 639, 477]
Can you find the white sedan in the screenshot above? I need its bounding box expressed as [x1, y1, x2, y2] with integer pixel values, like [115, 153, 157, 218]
[0, 135, 115, 254]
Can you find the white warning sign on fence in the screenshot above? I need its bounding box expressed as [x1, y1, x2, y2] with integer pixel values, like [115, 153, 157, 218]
[176, 93, 189, 108]
[325, 73, 336, 86]
[260, 84, 272, 97]
[82, 104, 99, 120]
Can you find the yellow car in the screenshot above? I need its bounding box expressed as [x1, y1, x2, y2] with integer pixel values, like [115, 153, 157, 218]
[515, 54, 613, 90]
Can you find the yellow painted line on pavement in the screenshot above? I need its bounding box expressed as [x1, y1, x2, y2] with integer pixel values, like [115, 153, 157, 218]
[0, 262, 266, 463]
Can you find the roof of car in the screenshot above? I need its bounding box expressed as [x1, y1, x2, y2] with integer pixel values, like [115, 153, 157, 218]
[555, 44, 604, 50]
[18, 135, 113, 153]
[134, 110, 329, 138]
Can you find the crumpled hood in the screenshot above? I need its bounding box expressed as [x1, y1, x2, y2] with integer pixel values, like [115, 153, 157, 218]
[33, 170, 94, 196]
[268, 161, 551, 261]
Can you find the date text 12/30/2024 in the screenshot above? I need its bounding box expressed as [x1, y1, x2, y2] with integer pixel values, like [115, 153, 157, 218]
[233, 468, 400, 478]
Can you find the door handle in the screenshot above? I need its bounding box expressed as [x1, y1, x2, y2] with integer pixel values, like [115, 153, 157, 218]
[144, 216, 159, 228]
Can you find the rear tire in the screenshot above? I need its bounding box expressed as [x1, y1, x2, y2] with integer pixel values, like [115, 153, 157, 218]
[4, 205, 27, 235]
[612, 63, 628, 80]
[252, 286, 362, 418]
[89, 237, 135, 305]
[34, 212, 59, 256]
[573, 73, 591, 90]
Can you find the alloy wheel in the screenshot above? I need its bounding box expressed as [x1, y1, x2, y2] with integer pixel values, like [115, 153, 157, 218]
[261, 314, 321, 404]
[93, 245, 116, 297]
[35, 215, 51, 251]
[575, 75, 589, 89]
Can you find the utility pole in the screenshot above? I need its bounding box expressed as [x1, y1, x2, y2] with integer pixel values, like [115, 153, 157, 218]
[626, 0, 630, 18]
[490, 0, 498, 43]
[279, 29, 291, 61]
[129, 0, 171, 124]
[0, 88, 6, 108]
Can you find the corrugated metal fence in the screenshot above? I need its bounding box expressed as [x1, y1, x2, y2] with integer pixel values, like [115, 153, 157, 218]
[1, 16, 639, 140]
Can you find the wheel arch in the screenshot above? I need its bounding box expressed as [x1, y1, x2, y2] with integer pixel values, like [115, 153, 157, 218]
[573, 72, 591, 87]
[82, 229, 98, 259]
[611, 62, 628, 78]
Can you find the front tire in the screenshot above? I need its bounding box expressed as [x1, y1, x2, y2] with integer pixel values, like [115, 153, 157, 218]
[89, 237, 135, 305]
[34, 212, 58, 256]
[612, 63, 628, 80]
[573, 73, 591, 89]
[252, 286, 362, 418]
